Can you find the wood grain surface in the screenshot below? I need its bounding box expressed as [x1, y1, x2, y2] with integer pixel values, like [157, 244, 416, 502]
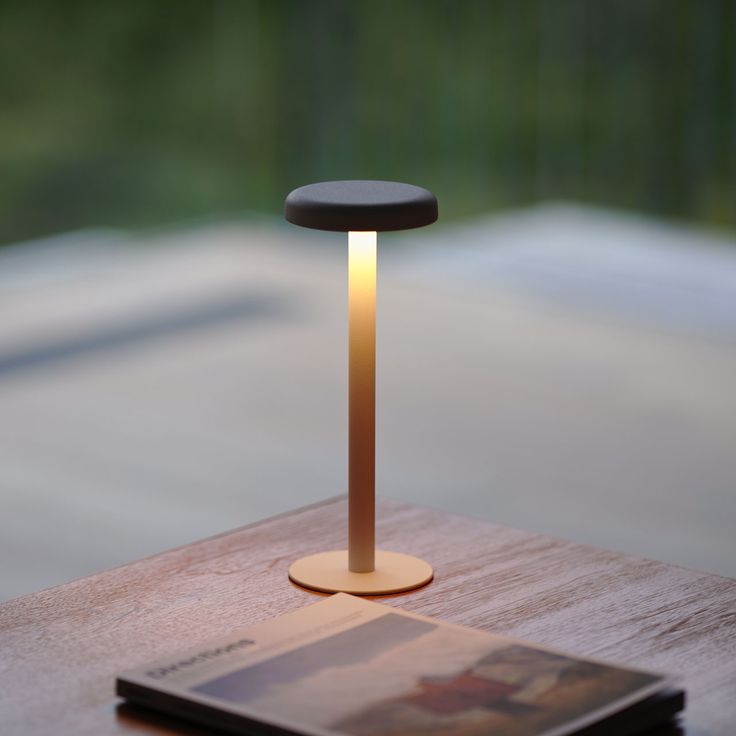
[1, 497, 734, 736]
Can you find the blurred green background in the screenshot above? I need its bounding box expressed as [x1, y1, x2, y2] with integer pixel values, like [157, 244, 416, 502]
[1, 0, 734, 246]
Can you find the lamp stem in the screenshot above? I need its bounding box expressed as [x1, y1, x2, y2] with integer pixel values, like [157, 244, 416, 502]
[348, 231, 377, 572]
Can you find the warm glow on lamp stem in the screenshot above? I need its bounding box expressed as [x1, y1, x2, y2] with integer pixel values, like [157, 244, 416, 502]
[348, 231, 377, 572]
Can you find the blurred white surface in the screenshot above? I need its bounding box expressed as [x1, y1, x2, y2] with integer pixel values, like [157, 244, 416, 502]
[1, 204, 735, 600]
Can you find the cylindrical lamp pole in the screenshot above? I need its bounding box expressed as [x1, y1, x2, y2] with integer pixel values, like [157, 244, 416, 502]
[348, 231, 377, 572]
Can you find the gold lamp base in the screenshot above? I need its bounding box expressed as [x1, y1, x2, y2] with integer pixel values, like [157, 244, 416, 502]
[289, 550, 433, 595]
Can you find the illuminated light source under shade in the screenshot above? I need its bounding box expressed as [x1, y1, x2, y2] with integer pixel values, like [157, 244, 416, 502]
[284, 180, 437, 595]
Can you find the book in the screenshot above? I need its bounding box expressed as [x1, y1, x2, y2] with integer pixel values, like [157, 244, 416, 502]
[117, 593, 684, 736]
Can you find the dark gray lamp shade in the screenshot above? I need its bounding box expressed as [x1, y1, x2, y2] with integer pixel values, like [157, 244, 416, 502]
[284, 180, 438, 232]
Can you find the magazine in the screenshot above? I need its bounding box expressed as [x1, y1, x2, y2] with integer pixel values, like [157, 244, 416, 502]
[117, 593, 683, 736]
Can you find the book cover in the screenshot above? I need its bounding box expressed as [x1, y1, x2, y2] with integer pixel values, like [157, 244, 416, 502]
[117, 593, 681, 736]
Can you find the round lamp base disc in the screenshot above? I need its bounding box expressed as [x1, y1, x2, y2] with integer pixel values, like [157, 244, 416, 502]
[289, 550, 433, 595]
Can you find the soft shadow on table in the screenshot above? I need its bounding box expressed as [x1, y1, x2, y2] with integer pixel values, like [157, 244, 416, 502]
[117, 703, 226, 735]
[117, 702, 685, 736]
[639, 725, 684, 736]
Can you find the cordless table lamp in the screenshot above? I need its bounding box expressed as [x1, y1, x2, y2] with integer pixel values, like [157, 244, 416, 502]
[284, 180, 438, 595]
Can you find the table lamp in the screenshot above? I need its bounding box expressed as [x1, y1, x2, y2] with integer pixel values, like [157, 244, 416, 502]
[284, 180, 438, 595]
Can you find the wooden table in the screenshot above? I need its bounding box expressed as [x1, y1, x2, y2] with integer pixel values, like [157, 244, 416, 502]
[1, 497, 734, 735]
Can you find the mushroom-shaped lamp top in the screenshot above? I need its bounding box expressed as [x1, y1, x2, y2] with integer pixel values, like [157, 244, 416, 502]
[284, 180, 438, 232]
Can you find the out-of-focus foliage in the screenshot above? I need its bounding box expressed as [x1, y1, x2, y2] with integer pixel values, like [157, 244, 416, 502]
[0, 0, 734, 244]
